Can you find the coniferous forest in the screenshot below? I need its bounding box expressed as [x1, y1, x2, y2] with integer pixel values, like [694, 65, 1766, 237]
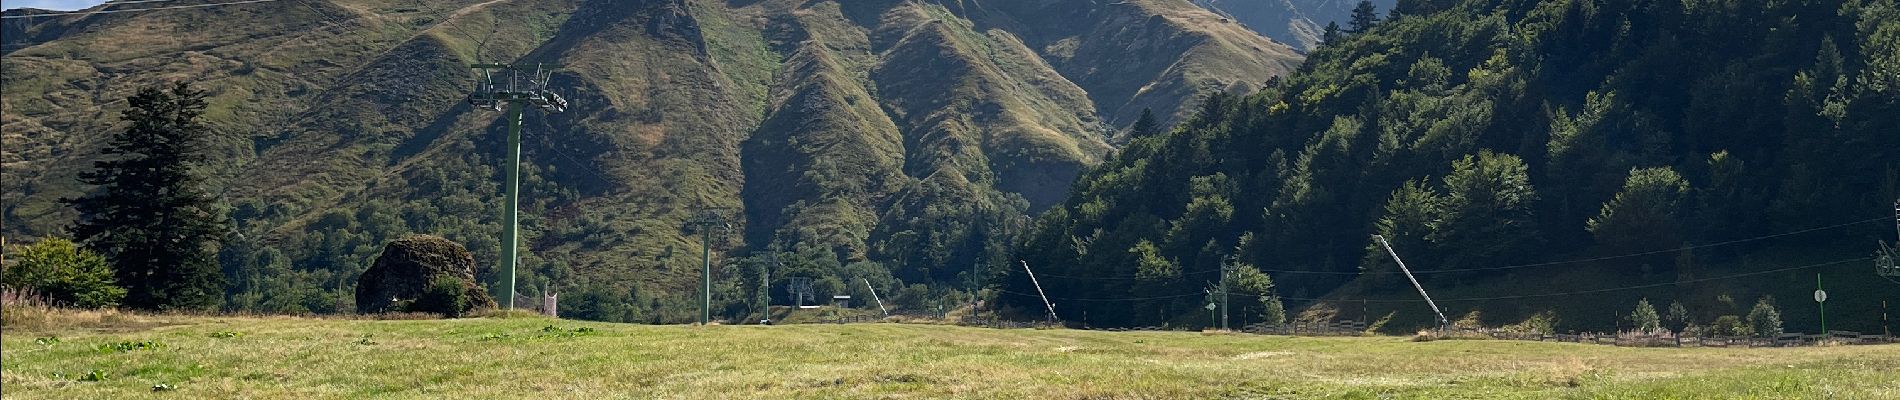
[1001, 0, 1899, 331]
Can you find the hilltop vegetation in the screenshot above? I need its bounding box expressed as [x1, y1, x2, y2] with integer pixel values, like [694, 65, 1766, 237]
[1005, 0, 1899, 330]
[4, 314, 1898, 398]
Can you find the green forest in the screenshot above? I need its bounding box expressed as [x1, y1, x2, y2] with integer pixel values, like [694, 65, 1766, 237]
[1001, 0, 1899, 331]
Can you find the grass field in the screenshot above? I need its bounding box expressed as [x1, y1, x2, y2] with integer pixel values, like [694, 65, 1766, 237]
[3, 313, 1898, 399]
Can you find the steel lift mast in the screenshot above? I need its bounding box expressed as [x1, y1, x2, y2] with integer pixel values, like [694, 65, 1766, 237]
[468, 63, 568, 310]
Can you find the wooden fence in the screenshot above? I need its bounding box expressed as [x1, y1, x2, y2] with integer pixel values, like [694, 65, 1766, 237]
[1455, 328, 1899, 348]
[796, 313, 1899, 349]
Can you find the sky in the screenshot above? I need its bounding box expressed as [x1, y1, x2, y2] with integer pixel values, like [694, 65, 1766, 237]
[2, 0, 109, 11]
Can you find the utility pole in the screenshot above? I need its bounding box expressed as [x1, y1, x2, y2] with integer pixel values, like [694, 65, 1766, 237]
[970, 262, 983, 321]
[1020, 261, 1058, 324]
[1220, 255, 1234, 331]
[759, 244, 778, 324]
[864, 278, 889, 317]
[1372, 235, 1450, 330]
[685, 209, 731, 325]
[467, 63, 568, 310]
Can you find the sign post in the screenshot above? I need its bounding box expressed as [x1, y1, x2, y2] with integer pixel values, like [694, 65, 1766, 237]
[1815, 273, 1828, 334]
[1206, 302, 1218, 328]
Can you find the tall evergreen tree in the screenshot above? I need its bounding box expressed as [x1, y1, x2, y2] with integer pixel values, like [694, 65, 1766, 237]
[1587, 167, 1689, 273]
[1433, 151, 1539, 271]
[65, 82, 229, 311]
[1321, 21, 1343, 43]
[1128, 108, 1162, 139]
[1348, 1, 1380, 34]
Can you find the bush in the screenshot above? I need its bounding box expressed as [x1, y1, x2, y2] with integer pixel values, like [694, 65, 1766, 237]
[1630, 298, 1661, 333]
[1503, 311, 1558, 335]
[1259, 295, 1287, 325]
[408, 276, 470, 317]
[1, 238, 126, 308]
[1747, 297, 1782, 338]
[1710, 315, 1752, 337]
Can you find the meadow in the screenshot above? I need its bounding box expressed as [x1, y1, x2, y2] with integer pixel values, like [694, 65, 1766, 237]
[3, 311, 1897, 399]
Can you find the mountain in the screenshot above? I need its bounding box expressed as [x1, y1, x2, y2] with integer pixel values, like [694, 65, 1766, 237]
[0, 0, 1302, 318]
[1005, 0, 1899, 332]
[1191, 0, 1398, 51]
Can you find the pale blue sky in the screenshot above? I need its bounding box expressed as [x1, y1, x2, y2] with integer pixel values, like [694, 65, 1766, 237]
[3, 0, 109, 11]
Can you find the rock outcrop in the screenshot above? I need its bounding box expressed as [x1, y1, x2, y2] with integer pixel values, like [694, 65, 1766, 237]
[355, 235, 496, 314]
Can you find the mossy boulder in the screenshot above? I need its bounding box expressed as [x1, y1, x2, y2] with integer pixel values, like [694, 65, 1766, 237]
[355, 235, 496, 315]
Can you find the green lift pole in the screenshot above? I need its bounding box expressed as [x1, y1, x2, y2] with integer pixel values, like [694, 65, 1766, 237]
[501, 102, 524, 309]
[1817, 273, 1827, 334]
[701, 223, 714, 324]
[466, 63, 568, 311]
[685, 210, 728, 325]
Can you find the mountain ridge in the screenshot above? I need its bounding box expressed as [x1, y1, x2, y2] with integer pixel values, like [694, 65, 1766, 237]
[1, 0, 1303, 317]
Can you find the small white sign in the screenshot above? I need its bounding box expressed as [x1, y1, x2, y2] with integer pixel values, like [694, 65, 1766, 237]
[1205, 302, 1217, 311]
[1814, 290, 1828, 303]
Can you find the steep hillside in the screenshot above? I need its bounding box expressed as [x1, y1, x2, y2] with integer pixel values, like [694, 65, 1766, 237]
[1193, 0, 1397, 51]
[1006, 0, 1899, 331]
[1, 0, 1302, 320]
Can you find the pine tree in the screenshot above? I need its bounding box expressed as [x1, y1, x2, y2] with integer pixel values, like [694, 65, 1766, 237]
[65, 82, 229, 311]
[1128, 108, 1162, 139]
[1587, 167, 1690, 273]
[1321, 21, 1342, 43]
[1348, 1, 1380, 34]
[1433, 151, 1539, 271]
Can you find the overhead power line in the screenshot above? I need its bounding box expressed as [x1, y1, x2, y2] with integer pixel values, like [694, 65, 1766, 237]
[1, 0, 284, 19]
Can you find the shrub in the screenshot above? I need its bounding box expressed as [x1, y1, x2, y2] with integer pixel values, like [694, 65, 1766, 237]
[1259, 295, 1288, 325]
[1452, 310, 1484, 330]
[1504, 311, 1558, 335]
[1, 238, 126, 309]
[1747, 296, 1782, 338]
[408, 276, 470, 317]
[1630, 298, 1661, 333]
[1295, 302, 1339, 324]
[1710, 315, 1752, 337]
[1665, 301, 1691, 331]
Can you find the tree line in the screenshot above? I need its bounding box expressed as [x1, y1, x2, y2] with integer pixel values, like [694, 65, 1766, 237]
[1002, 0, 1898, 329]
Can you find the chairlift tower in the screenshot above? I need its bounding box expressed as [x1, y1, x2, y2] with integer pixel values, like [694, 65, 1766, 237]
[467, 63, 569, 310]
[685, 208, 733, 325]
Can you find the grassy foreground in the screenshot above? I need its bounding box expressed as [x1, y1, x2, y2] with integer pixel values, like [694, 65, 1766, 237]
[3, 314, 1897, 399]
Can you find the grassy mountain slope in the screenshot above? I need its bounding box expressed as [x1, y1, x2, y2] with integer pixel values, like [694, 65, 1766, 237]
[1193, 0, 1399, 52]
[1, 0, 1304, 319]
